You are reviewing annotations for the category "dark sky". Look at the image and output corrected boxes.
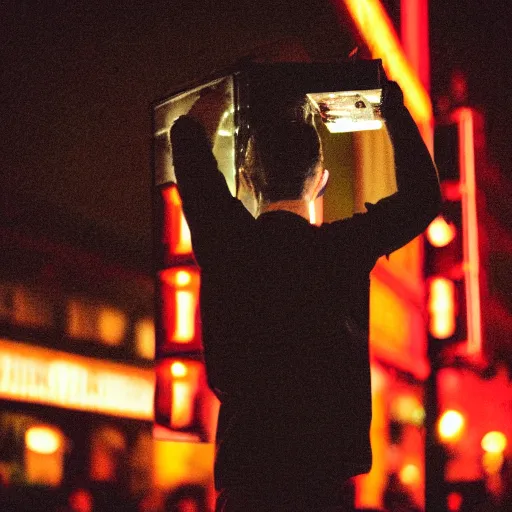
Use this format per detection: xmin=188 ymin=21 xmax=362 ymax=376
xmin=430 ymin=0 xmax=512 ymax=178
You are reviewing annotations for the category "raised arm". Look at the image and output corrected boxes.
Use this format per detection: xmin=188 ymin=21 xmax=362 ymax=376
xmin=170 ymin=89 xmax=253 ymax=267
xmin=347 ymin=81 xmax=442 ymax=260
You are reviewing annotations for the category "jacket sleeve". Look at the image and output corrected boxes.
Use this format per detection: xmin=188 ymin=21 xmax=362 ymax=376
xmin=170 ymin=115 xmax=253 ymax=268
xmin=343 ymin=105 xmax=442 ymax=262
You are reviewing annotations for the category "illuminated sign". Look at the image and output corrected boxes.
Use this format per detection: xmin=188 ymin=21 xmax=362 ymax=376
xmin=369 ymin=275 xmax=428 ymax=378
xmin=338 ymin=0 xmax=432 ymax=125
xmin=0 ymin=339 xmax=154 ymax=420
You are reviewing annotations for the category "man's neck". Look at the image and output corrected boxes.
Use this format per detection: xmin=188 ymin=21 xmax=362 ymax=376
xmin=258 ymin=199 xmax=311 ymax=220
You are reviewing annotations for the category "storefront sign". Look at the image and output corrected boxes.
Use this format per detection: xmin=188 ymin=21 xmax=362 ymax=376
xmin=0 ymin=339 xmax=154 ymax=420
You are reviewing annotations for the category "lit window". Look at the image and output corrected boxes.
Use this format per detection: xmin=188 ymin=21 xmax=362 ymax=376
xmin=135 ymin=317 xmax=155 ymax=360
xmin=25 ymin=424 xmax=65 ymax=487
xmin=13 ymin=285 xmax=54 ymax=329
xmin=98 ymin=306 xmax=127 ymax=346
xmin=428 ymin=277 xmax=456 ymax=339
xmin=67 ymin=299 xmax=127 ymax=346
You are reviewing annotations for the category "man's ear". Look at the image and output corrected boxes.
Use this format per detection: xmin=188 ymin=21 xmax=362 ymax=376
xmin=313 ymin=168 xmax=329 ymax=199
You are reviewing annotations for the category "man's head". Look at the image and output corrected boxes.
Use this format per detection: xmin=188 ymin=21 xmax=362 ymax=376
xmin=240 ymin=121 xmax=327 ymax=205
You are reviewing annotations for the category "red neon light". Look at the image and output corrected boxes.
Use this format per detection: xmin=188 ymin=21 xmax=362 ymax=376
xmin=159 ymin=267 xmax=200 ymax=346
xmin=428 ymin=277 xmax=456 ymax=339
xmin=426 ymin=216 xmax=456 ymax=248
xmin=456 ymin=108 xmax=482 ymax=355
xmin=161 ymin=186 xmax=192 ymax=257
xmin=400 ymin=0 xmax=430 ymax=91
xmin=339 ymin=0 xmax=432 ymax=125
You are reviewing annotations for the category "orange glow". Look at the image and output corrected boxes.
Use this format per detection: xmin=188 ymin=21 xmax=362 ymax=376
xmin=438 ymin=409 xmax=465 ymax=442
xmin=481 ymin=431 xmax=507 ymax=454
xmin=0 ymin=339 xmax=154 ymax=419
xmin=25 ymin=426 xmax=62 ymax=454
xmin=175 ymin=269 xmax=192 ymax=286
xmin=159 ymin=267 xmax=200 ymax=346
xmin=391 ymin=395 xmax=425 ymax=426
xmin=340 ymin=0 xmax=432 ymax=125
xmin=174 ymin=291 xmax=195 ymax=342
xmin=170 ymin=361 xmax=188 ymax=378
xmin=399 ymin=463 xmax=420 ymax=486
xmin=426 ymin=216 xmax=456 ymax=248
xmin=134 ymin=317 xmax=155 ymax=360
xmin=456 ymin=108 xmax=482 ymax=356
xmin=482 ymin=451 xmax=504 ymax=475
xmin=428 ymin=277 xmax=456 ymax=339
xmin=161 ymin=186 xmax=192 ymax=257
xmin=168 ymin=360 xmax=200 ymax=430
xmin=98 ymin=307 xmax=127 ymax=346
xmin=171 ymin=381 xmax=195 ymax=429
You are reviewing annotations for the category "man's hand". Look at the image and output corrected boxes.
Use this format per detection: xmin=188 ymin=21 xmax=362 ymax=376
xmin=380 ymin=80 xmax=405 ymax=120
xmin=187 ymin=85 xmax=231 ymax=144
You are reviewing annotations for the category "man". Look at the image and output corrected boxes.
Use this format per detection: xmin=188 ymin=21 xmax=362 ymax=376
xmin=170 ymin=81 xmax=441 ymax=511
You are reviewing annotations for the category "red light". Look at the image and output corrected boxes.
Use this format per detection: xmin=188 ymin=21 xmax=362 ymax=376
xmin=438 ymin=409 xmax=465 ymax=442
xmin=447 ymin=491 xmax=463 ymax=512
xmin=161 ymin=186 xmax=192 ymax=257
xmin=159 ymin=268 xmax=200 ymax=346
xmin=426 ymin=216 xmax=456 ymax=247
xmin=428 ymin=277 xmax=456 ymax=339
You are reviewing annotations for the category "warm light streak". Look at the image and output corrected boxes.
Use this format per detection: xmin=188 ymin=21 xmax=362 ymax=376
xmin=426 ymin=216 xmax=456 ymax=248
xmin=308 ymin=201 xmax=316 ymax=225
xmin=0 ymin=339 xmax=154 ymax=419
xmin=25 ymin=426 xmax=62 ymax=454
xmin=170 ymin=361 xmax=188 ymax=378
xmin=428 ymin=277 xmax=456 ymax=339
xmin=174 ymin=291 xmax=195 ymax=342
xmin=341 ymin=0 xmax=432 ymax=125
xmin=481 ymin=431 xmax=507 ymax=454
xmin=457 ymin=108 xmax=482 ymax=355
xmin=400 ymin=0 xmax=430 ymax=89
xmin=324 ymin=119 xmax=383 ymax=133
xmin=162 ymin=186 xmax=192 ymax=256
xmin=438 ymin=409 xmax=465 ymax=442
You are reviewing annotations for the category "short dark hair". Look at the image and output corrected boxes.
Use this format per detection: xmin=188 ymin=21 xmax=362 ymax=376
xmin=241 ymin=121 xmax=322 ymax=202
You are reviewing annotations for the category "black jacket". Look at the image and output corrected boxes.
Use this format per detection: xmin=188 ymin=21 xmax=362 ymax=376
xmin=170 ymin=106 xmax=441 ymax=493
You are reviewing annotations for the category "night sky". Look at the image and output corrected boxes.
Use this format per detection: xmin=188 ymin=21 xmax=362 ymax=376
xmin=1 ymin=0 xmax=511 ymax=269
xmin=430 ymin=0 xmax=512 ymax=179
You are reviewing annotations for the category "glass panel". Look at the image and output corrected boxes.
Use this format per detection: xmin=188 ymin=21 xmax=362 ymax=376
xmin=307 ymin=89 xmax=383 ymax=133
xmin=153 ymin=75 xmax=236 ymax=195
xmin=12 ymin=285 xmax=54 ymax=329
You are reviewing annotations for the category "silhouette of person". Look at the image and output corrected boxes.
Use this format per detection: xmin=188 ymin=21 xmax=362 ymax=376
xmin=170 ymin=79 xmax=441 ymax=512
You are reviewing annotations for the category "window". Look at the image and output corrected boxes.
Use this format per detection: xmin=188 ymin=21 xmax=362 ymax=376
xmin=13 ymin=284 xmax=55 ymax=329
xmin=67 ymin=299 xmax=127 ymax=346
xmin=134 ymin=317 xmax=155 ymax=360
